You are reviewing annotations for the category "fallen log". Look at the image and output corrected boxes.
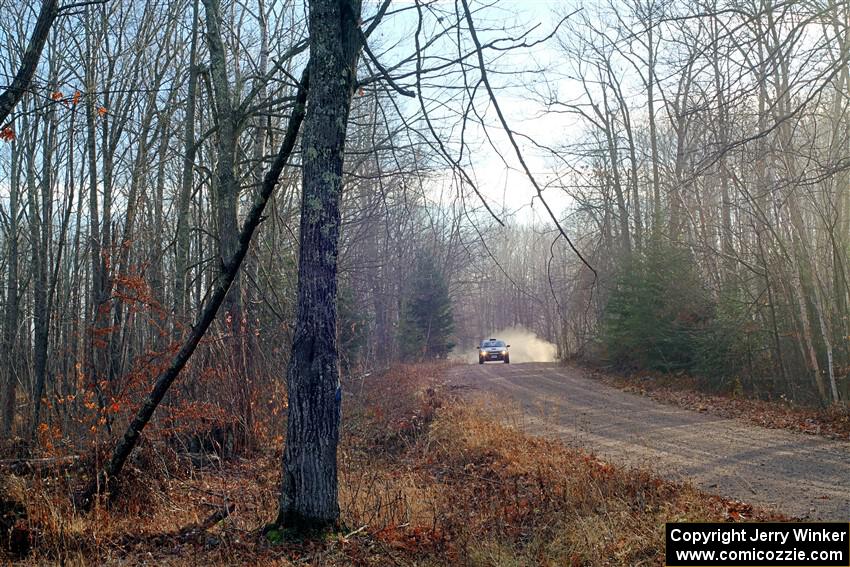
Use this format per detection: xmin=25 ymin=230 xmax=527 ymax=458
xmin=176 ymin=502 xmax=235 ymax=543
xmin=0 ymin=455 xmax=80 ymax=476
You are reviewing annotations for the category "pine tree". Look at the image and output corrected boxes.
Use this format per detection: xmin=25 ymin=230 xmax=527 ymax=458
xmin=338 ymin=282 xmax=370 ymax=373
xmin=602 ymin=239 xmax=711 ymax=372
xmin=398 ymin=258 xmax=455 ymax=360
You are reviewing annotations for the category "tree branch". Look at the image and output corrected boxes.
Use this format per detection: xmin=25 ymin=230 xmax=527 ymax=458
xmin=0 ymin=0 xmax=59 ymax=126
xmin=458 ymin=0 xmax=596 ymax=279
xmin=75 ymin=67 xmax=310 ymax=511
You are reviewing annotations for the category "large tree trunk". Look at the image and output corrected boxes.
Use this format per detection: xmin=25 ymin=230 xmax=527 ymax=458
xmin=276 ymin=0 xmax=362 ymax=531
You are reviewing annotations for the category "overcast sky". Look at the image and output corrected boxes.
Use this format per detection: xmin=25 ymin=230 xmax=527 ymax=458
xmin=368 ymin=0 xmax=581 ymax=225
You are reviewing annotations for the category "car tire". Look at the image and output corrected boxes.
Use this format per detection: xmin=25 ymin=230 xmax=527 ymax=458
xmin=478 ymin=358 xmax=484 ymax=365
xmin=504 ymin=356 xmax=510 ymax=364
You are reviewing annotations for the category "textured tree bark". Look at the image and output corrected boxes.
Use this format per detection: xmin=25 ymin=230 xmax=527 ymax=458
xmin=276 ymin=0 xmax=362 ymax=531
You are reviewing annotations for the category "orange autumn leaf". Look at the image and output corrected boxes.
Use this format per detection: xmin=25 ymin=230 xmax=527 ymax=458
xmin=72 ymin=91 xmax=81 ymax=105
xmin=0 ymin=127 xmax=14 ymax=141
xmin=51 ymin=90 xmax=63 ymax=101
xmin=97 ymin=106 xmax=108 ymax=117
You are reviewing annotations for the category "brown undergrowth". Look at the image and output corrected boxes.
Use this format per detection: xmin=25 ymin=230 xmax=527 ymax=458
xmin=585 ymin=366 xmax=850 ymax=442
xmin=3 ymin=363 xmax=783 ymax=565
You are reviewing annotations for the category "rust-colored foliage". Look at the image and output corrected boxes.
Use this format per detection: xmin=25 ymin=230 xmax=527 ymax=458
xmin=3 ymin=365 xmax=784 ymax=565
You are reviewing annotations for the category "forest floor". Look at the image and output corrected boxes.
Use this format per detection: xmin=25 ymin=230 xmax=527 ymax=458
xmin=450 ymin=362 xmax=850 ymax=520
xmin=3 ymin=363 xmax=785 ymax=566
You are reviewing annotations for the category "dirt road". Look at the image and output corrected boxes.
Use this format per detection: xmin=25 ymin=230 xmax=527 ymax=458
xmin=448 ymin=362 xmax=850 ymax=520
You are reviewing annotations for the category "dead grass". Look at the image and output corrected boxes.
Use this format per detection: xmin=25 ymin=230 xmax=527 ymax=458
xmin=3 ymin=362 xmax=784 ymax=565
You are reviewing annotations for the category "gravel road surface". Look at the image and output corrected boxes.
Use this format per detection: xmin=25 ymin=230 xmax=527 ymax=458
xmin=448 ymin=362 xmax=850 ymax=520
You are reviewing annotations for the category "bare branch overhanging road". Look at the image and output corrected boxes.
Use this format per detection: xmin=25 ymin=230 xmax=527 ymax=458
xmin=448 ymin=362 xmax=850 ymax=520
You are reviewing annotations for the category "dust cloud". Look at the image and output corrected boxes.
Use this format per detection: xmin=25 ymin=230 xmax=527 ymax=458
xmin=452 ymin=326 xmax=558 ymax=364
